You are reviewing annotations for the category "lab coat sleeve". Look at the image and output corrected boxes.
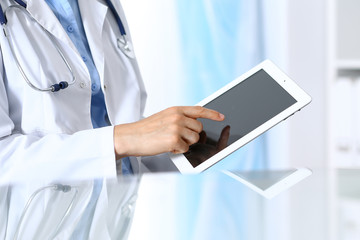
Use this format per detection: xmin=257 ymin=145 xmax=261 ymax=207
xmin=0 ymin=128 xmax=117 ymax=184
xmin=0 ymin=61 xmax=116 ymax=184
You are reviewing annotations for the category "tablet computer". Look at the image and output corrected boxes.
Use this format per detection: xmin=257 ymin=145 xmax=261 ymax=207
xmin=169 ymin=60 xmax=312 ymax=173
xmin=222 ymin=168 xmax=312 ymax=199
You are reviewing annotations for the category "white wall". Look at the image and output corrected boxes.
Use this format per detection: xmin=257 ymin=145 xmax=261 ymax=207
xmin=286 ymin=2 xmax=328 ymax=239
xmin=122 ymin=0 xmax=328 ymax=169
xmin=121 ymin=0 xmax=185 ymax=117
xmin=286 ymin=0 xmax=327 ymax=169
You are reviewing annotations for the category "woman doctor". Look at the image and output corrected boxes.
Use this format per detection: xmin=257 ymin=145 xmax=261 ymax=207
xmin=0 ymin=0 xmax=224 ymax=183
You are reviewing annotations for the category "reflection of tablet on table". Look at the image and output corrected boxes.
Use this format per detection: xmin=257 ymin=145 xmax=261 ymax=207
xmin=170 ymin=60 xmax=312 ymax=173
xmin=223 ymin=168 xmax=312 ymax=199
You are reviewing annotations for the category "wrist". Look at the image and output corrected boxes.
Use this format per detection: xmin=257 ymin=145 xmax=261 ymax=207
xmin=114 ymin=124 xmax=133 ymax=159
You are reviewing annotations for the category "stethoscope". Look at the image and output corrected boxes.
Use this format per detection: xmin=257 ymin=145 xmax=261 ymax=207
xmin=12 ymin=184 xmax=78 ymax=240
xmin=0 ymin=0 xmax=134 ymax=93
xmin=9 ymin=179 xmax=140 ymax=240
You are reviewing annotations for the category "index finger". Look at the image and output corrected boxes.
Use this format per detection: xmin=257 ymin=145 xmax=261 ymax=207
xmin=181 ymin=106 xmax=225 ymax=121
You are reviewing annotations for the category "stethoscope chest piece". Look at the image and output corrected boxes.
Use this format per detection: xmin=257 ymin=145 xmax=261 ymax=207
xmin=117 ymin=37 xmax=135 ymax=59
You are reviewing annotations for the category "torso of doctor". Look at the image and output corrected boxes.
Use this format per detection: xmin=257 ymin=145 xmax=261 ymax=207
xmin=0 ymin=0 xmax=147 ymax=182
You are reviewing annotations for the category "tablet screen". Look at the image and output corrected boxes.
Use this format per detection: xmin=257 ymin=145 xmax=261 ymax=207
xmin=184 ymin=69 xmax=297 ymax=167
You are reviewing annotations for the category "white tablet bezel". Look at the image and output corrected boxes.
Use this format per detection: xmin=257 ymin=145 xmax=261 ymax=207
xmin=222 ymin=168 xmax=312 ymax=199
xmin=170 ymin=60 xmax=312 ymax=173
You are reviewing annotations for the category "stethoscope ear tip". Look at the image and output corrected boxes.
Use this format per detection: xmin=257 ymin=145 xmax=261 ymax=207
xmin=54 ymin=184 xmax=72 ymax=192
xmin=59 ymin=81 xmax=69 ymax=89
xmin=51 ymin=81 xmax=69 ymax=92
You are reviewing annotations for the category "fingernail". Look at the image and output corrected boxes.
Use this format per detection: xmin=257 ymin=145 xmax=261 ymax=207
xmin=219 ymin=113 xmax=225 ymax=119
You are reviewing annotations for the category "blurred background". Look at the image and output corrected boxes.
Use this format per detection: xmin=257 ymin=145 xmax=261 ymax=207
xmin=122 ymin=0 xmax=326 ymax=171
xmin=120 ymin=0 xmax=360 ymax=239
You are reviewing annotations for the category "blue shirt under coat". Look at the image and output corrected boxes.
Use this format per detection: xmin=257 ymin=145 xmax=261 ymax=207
xmin=45 ymin=0 xmax=133 ymax=174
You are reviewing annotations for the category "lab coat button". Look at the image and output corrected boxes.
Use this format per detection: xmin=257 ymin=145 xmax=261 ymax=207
xmin=104 ymin=85 xmax=107 ymax=90
xmin=67 ymin=25 xmax=74 ymax=33
xmin=80 ymin=82 xmax=86 ymax=88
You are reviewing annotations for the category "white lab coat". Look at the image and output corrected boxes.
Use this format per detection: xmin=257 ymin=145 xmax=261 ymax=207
xmin=0 ymin=177 xmax=140 ymax=239
xmin=0 ymin=0 xmax=147 ymax=183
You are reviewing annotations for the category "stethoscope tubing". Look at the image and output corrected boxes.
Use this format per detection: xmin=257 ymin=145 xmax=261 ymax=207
xmin=0 ymin=0 xmax=133 ymax=93
xmin=1 ymin=3 xmax=76 ymax=92
xmin=12 ymin=184 xmax=78 ymax=240
xmin=2 ymin=9 xmax=76 ymax=92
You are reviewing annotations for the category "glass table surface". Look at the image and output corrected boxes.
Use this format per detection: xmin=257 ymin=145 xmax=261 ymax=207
xmin=1 ymin=169 xmax=359 ymax=240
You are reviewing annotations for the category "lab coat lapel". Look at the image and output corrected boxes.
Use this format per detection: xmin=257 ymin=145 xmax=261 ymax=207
xmin=26 ymin=0 xmax=79 ymax=55
xmin=78 ymin=0 xmax=107 ymax=86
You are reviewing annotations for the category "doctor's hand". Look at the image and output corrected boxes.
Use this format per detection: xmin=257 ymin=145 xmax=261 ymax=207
xmin=113 ymin=106 xmax=225 ymax=159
